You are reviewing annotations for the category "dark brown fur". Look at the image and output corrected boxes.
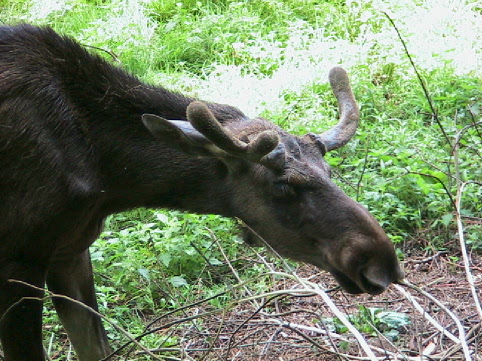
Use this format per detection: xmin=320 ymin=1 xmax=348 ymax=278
xmin=0 ymin=25 xmax=403 ymax=361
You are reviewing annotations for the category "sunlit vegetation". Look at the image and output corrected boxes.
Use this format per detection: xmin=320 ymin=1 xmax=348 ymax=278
xmin=1 ymin=0 xmax=481 ymax=359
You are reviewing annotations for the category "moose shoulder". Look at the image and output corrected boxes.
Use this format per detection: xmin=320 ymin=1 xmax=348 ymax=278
xmin=0 ymin=24 xmax=404 ymax=361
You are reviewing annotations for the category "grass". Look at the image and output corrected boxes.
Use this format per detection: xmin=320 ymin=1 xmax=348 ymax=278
xmin=1 ymin=0 xmax=482 ymax=359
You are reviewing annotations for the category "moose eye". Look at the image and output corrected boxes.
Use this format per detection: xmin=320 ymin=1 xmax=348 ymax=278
xmin=272 ymin=181 xmax=296 ymax=198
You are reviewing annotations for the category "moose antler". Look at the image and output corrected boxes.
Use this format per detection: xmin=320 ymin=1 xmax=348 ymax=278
xmin=318 ymin=67 xmax=360 ymax=152
xmin=187 ymin=101 xmax=284 ymax=168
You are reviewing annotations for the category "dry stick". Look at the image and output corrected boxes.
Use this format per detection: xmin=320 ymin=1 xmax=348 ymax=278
xmin=261 ymin=307 xmax=342 ymax=355
xmin=395 ymin=281 xmax=473 ymax=361
xmin=144 ymin=289 xmax=230 ymax=330
xmin=241 ymin=273 xmax=382 ymax=361
xmin=406 ymin=171 xmax=456 ymax=210
xmin=392 ymin=283 xmax=459 ymax=344
xmin=198 ymin=309 xmax=228 ymax=361
xmin=356 ymin=145 xmax=370 ymax=201
xmin=438 ymin=323 xmax=482 ymax=359
xmin=227 ymin=294 xmax=282 ymax=352
xmin=264 ymin=318 xmax=435 ymax=361
xmin=263 ymin=306 xmax=349 ymax=355
xmin=309 ymin=285 xmax=379 ymax=361
xmin=126 ymin=273 xmax=276 ymax=358
xmin=280 ymin=324 xmax=333 ymax=356
xmin=206 ymin=227 xmax=260 ymax=308
xmin=46 ymin=334 xmax=55 ymax=361
xmin=133 ymin=275 xmax=287 ymax=358
xmin=257 ymin=326 xmax=283 ymax=361
xmin=383 ymin=11 xmax=452 ymax=148
xmin=411 ymin=144 xmax=457 ymax=184
xmin=6 ymin=280 xmax=162 ymax=361
xmin=145 ymin=341 xmax=308 ymax=353
xmin=43 ymin=345 xmax=53 ymax=361
xmin=82 ymin=44 xmax=121 ymax=63
xmin=411 ymin=250 xmax=449 ymax=264
xmin=454 ymin=180 xmax=482 ymax=320
xmin=264 ymin=318 xmax=343 ymax=341
xmin=9 ymin=279 xmax=264 ymax=360
xmin=466 ymin=108 xmax=482 ymax=156
xmin=453 ymin=121 xmax=482 ymax=320
xmin=240 ymin=223 xmax=381 ymax=361
xmin=383 ymin=11 xmax=477 ymax=359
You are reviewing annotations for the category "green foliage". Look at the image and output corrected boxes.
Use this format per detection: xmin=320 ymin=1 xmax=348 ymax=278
xmin=90 ymin=209 xmax=242 ymax=311
xmin=466 ymin=225 xmax=482 ymax=252
xmin=2 ymin=0 xmax=482 ymax=358
xmin=326 ymin=305 xmax=411 ymax=341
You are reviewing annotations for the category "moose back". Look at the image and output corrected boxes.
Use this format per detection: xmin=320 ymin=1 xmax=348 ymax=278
xmin=0 ymin=24 xmax=404 ymax=361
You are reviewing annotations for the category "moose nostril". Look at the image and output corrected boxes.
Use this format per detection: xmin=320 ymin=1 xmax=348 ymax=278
xmin=360 ymin=268 xmax=391 ymax=295
xmin=360 ymin=276 xmax=386 ymax=295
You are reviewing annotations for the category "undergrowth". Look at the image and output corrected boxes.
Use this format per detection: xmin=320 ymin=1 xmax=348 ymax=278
xmin=1 ymin=0 xmax=481 ymax=359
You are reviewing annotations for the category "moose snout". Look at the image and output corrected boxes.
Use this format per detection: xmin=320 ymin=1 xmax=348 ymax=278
xmin=324 ymin=198 xmax=405 ymax=295
xmin=326 ymin=231 xmax=404 ymax=295
xmin=358 ymin=261 xmax=405 ymax=295
xmin=331 ymin=259 xmax=404 ymax=295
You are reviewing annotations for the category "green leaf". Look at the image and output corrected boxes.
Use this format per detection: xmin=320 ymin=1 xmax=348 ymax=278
xmin=377 ymin=311 xmax=411 ymax=329
xmin=90 ymin=250 xmax=104 ymax=262
xmin=383 ymin=329 xmax=400 ymax=341
xmin=158 ymin=254 xmax=171 ymax=267
xmin=209 ymin=258 xmax=223 ymax=266
xmin=155 ymin=213 xmax=169 ymax=224
xmin=138 ymin=268 xmax=150 ymax=282
xmin=441 ymin=213 xmax=454 ymax=227
xmin=169 ymin=276 xmax=188 ymax=287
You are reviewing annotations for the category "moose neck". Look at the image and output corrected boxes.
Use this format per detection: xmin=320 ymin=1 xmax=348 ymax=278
xmin=62 ymin=64 xmax=237 ymax=217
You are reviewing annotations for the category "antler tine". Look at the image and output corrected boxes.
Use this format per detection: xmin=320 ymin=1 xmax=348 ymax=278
xmin=187 ymin=101 xmax=247 ymax=155
xmin=318 ymin=67 xmax=360 ymax=152
xmin=187 ymin=101 xmax=280 ymax=163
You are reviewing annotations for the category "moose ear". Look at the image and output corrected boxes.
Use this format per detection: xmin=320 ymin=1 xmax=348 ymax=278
xmin=142 ymin=114 xmax=223 ymax=157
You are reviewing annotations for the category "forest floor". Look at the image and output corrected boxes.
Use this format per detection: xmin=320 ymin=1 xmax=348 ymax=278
xmin=140 ymin=241 xmax=482 ymax=361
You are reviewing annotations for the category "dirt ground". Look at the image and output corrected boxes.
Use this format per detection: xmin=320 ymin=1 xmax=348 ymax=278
xmin=3 ymin=239 xmax=478 ymax=360
xmin=140 ymin=245 xmax=482 ymax=361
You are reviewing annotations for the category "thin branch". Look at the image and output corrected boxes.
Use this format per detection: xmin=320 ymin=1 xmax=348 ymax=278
xmin=396 ymin=280 xmax=473 ymax=361
xmin=453 ymin=120 xmax=482 ymax=153
xmin=454 ymin=181 xmax=482 ymax=320
xmin=393 ymin=283 xmax=459 ymax=343
xmin=356 ymin=145 xmax=370 ymax=201
xmin=82 ymin=44 xmax=121 ymax=63
xmin=207 ymin=227 xmax=258 ymax=307
xmin=382 ymin=12 xmax=452 ymax=148
xmin=144 ymin=289 xmax=230 ymax=330
xmin=227 ymin=295 xmax=283 ymax=352
xmin=438 ymin=323 xmax=482 ymax=359
xmin=466 ymin=105 xmax=482 ymax=144
xmin=407 ymin=170 xmax=456 ymax=210
xmin=6 ymin=280 xmax=162 ymax=361
xmin=452 ymin=119 xmax=482 ymax=320
xmin=410 ymin=250 xmax=449 ymax=264
xmin=246 ymin=273 xmax=381 ymax=361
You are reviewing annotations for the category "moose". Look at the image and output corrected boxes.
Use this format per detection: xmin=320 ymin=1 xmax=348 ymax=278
xmin=0 ymin=24 xmax=404 ymax=361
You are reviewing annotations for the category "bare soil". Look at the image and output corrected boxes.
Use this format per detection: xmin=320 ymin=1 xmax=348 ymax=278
xmin=140 ymin=247 xmax=482 ymax=361
xmin=4 ymin=242 xmax=479 ymax=360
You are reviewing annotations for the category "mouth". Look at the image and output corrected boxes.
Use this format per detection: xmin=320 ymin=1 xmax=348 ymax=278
xmin=240 ymin=229 xmax=402 ymax=296
xmin=330 ymin=269 xmax=387 ymax=295
xmin=330 ymin=269 xmax=364 ymax=294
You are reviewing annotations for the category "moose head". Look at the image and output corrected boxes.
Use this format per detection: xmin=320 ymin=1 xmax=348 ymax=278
xmin=142 ymin=67 xmax=404 ymax=295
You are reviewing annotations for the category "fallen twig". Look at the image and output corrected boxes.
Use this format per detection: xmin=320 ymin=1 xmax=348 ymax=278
xmin=396 ymin=280 xmax=473 ymax=361
xmin=6 ymin=280 xmax=162 ymax=361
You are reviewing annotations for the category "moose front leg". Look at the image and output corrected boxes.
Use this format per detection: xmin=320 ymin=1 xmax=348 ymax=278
xmin=0 ymin=260 xmax=47 ymax=361
xmin=46 ymin=250 xmax=112 ymax=361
